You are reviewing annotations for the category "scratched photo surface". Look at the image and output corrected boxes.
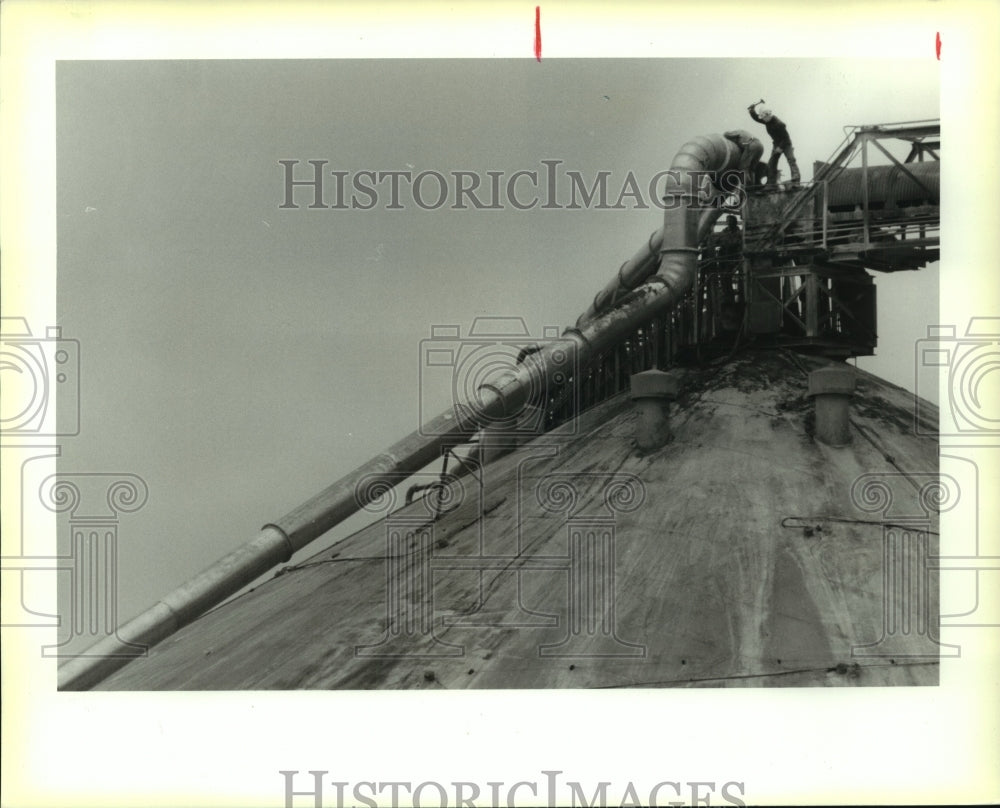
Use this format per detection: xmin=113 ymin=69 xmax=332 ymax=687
xmin=54 ymin=58 xmax=942 ymax=690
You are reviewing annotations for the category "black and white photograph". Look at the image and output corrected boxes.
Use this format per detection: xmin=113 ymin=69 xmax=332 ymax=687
xmin=2 ymin=2 xmax=998 ymax=807
xmin=53 ymin=56 xmax=945 ymax=691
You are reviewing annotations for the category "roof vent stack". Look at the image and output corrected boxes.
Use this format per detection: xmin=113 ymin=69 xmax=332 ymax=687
xmin=630 ymin=370 xmax=678 ymax=453
xmin=808 ymin=366 xmax=857 ymax=447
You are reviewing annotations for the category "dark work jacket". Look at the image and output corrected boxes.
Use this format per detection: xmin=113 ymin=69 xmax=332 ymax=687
xmin=715 ymin=227 xmax=742 ymax=258
xmin=749 ymin=108 xmax=792 ymax=149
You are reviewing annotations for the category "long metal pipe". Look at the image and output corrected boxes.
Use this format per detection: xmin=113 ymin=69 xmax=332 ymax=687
xmin=58 ymin=132 xmax=736 ymax=691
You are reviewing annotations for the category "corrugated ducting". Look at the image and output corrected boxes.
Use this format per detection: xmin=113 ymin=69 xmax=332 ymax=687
xmin=819 ymin=161 xmax=939 ymax=208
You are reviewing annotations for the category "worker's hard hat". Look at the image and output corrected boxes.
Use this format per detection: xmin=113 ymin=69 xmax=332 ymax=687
xmin=759 ymin=107 xmax=773 ymax=121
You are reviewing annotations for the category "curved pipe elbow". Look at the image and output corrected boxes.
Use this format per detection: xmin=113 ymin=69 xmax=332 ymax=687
xmin=662 ymin=135 xmax=741 ymax=199
xmin=581 ymin=134 xmax=742 ymax=325
xmin=657 ymin=134 xmax=743 ymax=300
xmin=668 ymin=133 xmax=742 ymax=176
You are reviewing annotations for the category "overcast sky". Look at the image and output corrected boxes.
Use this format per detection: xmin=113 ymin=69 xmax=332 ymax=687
xmin=54 ymin=57 xmax=939 ymax=641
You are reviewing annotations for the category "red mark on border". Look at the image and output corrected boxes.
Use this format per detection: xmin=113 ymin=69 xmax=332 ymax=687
xmin=935 ymin=32 xmax=941 ymax=60
xmin=534 ymin=6 xmax=542 ymax=61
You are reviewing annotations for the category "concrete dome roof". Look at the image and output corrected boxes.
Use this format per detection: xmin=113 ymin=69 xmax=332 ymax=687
xmin=97 ymin=350 xmax=940 ymax=689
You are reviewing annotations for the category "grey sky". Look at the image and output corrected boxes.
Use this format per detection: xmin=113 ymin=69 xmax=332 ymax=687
xmin=55 ymin=57 xmax=939 ymax=635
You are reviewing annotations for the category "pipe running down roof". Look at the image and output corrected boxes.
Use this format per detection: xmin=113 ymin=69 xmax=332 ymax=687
xmin=58 ymin=133 xmax=746 ymax=691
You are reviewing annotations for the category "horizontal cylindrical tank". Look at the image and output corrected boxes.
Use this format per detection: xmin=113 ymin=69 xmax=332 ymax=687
xmin=816 ymin=160 xmax=939 ymax=209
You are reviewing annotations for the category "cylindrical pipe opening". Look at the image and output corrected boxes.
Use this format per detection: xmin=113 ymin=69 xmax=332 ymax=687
xmin=630 ymin=370 xmax=679 ymax=453
xmin=808 ymin=367 xmax=856 ymax=447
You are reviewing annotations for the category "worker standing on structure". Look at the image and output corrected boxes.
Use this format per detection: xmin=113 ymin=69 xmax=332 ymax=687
xmin=715 ymin=214 xmax=743 ymax=272
xmin=748 ymin=100 xmax=800 ymax=189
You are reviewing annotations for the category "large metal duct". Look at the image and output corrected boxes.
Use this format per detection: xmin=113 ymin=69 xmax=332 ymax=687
xmin=58 ymin=133 xmax=738 ymax=691
xmin=821 ymin=160 xmax=940 ymax=209
xmin=577 ymin=134 xmax=743 ymax=325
